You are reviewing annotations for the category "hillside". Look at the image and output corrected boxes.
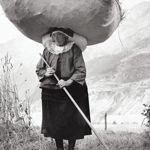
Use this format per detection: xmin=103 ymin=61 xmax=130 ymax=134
xmin=85 ymin=1 xmax=150 ymax=123
xmin=1 ymin=2 xmax=150 ymax=125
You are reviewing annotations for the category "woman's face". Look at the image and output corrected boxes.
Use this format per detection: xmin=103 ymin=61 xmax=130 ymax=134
xmin=52 ymin=32 xmax=68 ymax=46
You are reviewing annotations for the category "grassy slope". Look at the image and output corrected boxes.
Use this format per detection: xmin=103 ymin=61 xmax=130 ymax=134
xmin=1 ymin=125 xmax=149 ymax=150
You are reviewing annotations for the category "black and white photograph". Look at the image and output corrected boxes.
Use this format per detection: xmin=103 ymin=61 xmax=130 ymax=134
xmin=0 ymin=0 xmax=150 ymax=149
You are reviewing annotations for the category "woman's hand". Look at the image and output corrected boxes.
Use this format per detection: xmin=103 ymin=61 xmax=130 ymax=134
xmin=45 ymin=67 xmax=55 ymax=77
xmin=57 ymin=79 xmax=73 ymax=88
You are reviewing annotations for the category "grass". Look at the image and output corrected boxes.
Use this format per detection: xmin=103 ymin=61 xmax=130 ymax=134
xmin=76 ymin=131 xmax=150 ymax=150
xmin=1 ymin=125 xmax=150 ymax=150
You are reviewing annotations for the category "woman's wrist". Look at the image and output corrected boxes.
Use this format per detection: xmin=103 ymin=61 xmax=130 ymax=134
xmin=66 ymin=79 xmax=73 ymax=85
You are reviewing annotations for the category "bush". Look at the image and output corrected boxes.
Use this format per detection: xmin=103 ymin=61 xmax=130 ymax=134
xmin=0 ymin=54 xmax=34 ymax=150
xmin=142 ymin=104 xmax=150 ymax=127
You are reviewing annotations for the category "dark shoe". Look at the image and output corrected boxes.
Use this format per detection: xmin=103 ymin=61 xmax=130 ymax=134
xmin=68 ymin=139 xmax=76 ymax=150
xmin=57 ymin=148 xmax=64 ymax=150
xmin=68 ymin=147 xmax=74 ymax=150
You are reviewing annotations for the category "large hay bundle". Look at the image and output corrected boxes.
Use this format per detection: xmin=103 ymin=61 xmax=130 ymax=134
xmin=0 ymin=0 xmax=122 ymax=45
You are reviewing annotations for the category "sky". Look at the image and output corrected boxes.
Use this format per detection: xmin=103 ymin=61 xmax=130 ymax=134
xmin=122 ymin=0 xmax=148 ymax=8
xmin=0 ymin=0 xmax=150 ymax=44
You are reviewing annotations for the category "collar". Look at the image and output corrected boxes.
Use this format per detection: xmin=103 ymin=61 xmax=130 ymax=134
xmin=47 ymin=41 xmax=74 ymax=55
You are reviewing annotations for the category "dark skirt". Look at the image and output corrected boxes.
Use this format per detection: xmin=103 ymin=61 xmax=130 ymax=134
xmin=41 ymin=82 xmax=91 ymax=140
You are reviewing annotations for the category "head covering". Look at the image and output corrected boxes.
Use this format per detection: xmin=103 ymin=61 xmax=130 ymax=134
xmin=42 ymin=28 xmax=88 ymax=54
xmin=42 ymin=33 xmax=52 ymax=48
xmin=49 ymin=27 xmax=74 ymax=38
xmin=42 ymin=29 xmax=74 ymax=55
xmin=50 ymin=28 xmax=88 ymax=52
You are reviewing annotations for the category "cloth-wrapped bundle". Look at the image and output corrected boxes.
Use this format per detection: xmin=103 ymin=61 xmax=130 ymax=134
xmin=0 ymin=0 xmax=122 ymax=45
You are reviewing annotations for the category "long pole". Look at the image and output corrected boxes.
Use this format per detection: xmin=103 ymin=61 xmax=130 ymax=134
xmin=39 ymin=53 xmax=110 ymax=150
xmin=105 ymin=113 xmax=107 ymax=131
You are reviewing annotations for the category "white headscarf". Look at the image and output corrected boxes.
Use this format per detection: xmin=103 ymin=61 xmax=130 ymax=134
xmin=42 ymin=32 xmax=74 ymax=55
xmin=42 ymin=30 xmax=87 ymax=55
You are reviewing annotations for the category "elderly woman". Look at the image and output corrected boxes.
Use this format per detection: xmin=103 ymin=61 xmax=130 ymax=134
xmin=36 ymin=28 xmax=91 ymax=150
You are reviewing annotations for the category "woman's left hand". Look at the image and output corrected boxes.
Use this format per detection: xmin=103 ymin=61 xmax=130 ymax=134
xmin=57 ymin=79 xmax=73 ymax=88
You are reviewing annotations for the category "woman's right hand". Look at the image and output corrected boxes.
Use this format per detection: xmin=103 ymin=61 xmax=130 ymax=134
xmin=45 ymin=67 xmax=55 ymax=77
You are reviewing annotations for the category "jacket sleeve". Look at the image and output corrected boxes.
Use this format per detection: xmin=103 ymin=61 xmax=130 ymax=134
xmin=70 ymin=45 xmax=86 ymax=85
xmin=35 ymin=50 xmax=47 ymax=82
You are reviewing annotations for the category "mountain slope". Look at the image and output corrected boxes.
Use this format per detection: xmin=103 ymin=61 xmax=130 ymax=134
xmin=84 ymin=2 xmax=150 ymax=123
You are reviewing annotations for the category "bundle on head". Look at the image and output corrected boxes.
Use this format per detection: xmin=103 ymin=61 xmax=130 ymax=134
xmin=0 ymin=0 xmax=123 ymax=45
